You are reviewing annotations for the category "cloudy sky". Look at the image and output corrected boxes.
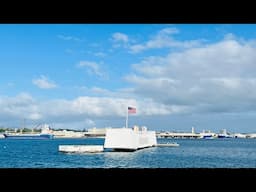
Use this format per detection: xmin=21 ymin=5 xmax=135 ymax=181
xmin=1 ymin=24 xmax=256 ymax=133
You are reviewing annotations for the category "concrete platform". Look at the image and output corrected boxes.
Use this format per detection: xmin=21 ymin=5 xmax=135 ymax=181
xmin=156 ymin=143 xmax=179 ymax=147
xmin=59 ymin=145 xmax=104 ymax=153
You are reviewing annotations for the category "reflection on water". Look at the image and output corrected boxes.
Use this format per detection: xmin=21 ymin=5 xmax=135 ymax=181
xmin=103 ymin=150 xmax=142 ymax=168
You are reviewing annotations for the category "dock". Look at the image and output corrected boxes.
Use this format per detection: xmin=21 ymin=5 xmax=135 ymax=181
xmin=156 ymin=143 xmax=179 ymax=147
xmin=59 ymin=145 xmax=104 ymax=153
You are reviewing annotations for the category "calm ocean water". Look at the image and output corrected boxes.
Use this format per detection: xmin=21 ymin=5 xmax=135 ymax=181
xmin=0 ymin=138 xmax=255 ymax=168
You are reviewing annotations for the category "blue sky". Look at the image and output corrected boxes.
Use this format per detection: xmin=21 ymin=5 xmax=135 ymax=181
xmin=1 ymin=24 xmax=256 ymax=133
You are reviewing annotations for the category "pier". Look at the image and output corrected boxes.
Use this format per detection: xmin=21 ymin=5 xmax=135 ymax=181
xmin=157 ymin=132 xmax=202 ymax=139
xmin=157 ymin=143 xmax=179 ymax=147
xmin=59 ymin=145 xmax=104 ymax=153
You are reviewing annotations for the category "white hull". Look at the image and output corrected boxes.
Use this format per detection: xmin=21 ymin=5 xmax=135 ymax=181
xmin=104 ymin=128 xmax=157 ymax=151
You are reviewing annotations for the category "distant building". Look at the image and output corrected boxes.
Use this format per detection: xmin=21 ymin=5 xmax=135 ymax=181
xmin=52 ymin=129 xmax=84 ymax=138
xmin=84 ymin=127 xmax=106 ymax=137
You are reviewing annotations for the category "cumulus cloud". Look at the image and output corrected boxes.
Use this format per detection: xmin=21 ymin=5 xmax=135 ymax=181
xmin=78 ymin=61 xmax=108 ymax=79
xmin=0 ymin=93 xmax=42 ymax=122
xmin=132 ymin=39 xmax=256 ymax=78
xmin=112 ymin=32 xmax=129 ymax=43
xmin=129 ymin=27 xmax=203 ymax=53
xmin=111 ymin=32 xmax=130 ymax=48
xmin=0 ymin=94 xmax=172 ymax=129
xmin=125 ymin=38 xmax=256 ymax=114
xmin=32 ymin=75 xmax=57 ymax=89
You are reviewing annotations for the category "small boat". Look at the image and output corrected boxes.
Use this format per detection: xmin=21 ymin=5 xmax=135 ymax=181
xmin=201 ymin=135 xmax=214 ymax=139
xmin=217 ymin=134 xmax=232 ymax=138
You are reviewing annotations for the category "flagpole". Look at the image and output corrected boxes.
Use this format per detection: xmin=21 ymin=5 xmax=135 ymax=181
xmin=126 ymin=106 xmax=128 ymax=128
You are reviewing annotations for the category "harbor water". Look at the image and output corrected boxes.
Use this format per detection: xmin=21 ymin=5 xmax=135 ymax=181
xmin=0 ymin=138 xmax=255 ymax=168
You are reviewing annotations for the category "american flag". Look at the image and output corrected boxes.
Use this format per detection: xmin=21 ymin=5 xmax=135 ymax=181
xmin=128 ymin=106 xmax=136 ymax=113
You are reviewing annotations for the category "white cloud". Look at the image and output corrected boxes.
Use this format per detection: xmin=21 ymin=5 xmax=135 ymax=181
xmin=129 ymin=44 xmax=145 ymax=53
xmin=0 ymin=94 xmax=173 ymax=129
xmin=224 ymin=33 xmax=236 ymax=40
xmin=129 ymin=27 xmax=203 ymax=53
xmin=158 ymin=27 xmax=179 ymax=35
xmin=32 ymin=75 xmax=57 ymax=89
xmin=57 ymin=35 xmax=81 ymax=41
xmin=75 ymin=85 xmax=136 ymax=99
xmin=131 ymin=38 xmax=256 ymax=78
xmin=112 ymin=32 xmax=129 ymax=43
xmin=0 ymin=93 xmax=42 ymax=122
xmin=125 ymin=38 xmax=256 ymax=114
xmin=78 ymin=61 xmax=107 ymax=79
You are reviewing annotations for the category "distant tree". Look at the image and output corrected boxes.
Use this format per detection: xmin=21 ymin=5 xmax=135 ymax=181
xmin=0 ymin=128 xmax=5 ymax=133
xmin=22 ymin=128 xmax=32 ymax=132
xmin=34 ymin=129 xmax=41 ymax=133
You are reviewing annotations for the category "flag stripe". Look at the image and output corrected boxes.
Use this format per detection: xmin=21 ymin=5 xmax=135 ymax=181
xmin=128 ymin=106 xmax=136 ymax=113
